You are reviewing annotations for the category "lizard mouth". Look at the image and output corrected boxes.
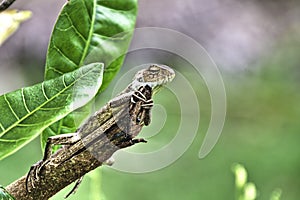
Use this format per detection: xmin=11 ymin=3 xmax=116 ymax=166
xmin=153 ymin=72 xmax=175 ymax=94
xmin=167 ymin=71 xmax=175 ymax=82
xmin=131 ymin=64 xmax=175 ymax=93
xmin=164 ymin=70 xmax=175 ymax=84
xmin=158 ymin=64 xmax=175 ymax=83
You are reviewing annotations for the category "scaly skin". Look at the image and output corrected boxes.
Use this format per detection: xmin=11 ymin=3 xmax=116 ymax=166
xmin=125 ymin=64 xmax=175 ymax=93
xmin=23 ymin=64 xmax=175 ymax=199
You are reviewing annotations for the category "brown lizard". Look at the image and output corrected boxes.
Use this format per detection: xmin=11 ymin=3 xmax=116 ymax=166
xmin=20 ymin=64 xmax=175 ymax=199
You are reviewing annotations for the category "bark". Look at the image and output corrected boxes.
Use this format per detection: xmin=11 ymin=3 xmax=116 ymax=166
xmin=6 ymin=139 xmax=135 ymax=199
xmin=5 ymin=75 xmax=155 ymax=199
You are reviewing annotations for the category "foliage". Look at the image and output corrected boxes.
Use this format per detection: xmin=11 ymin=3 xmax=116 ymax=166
xmin=0 ymin=0 xmax=138 ymax=159
xmin=0 ymin=0 xmax=138 ymax=198
xmin=232 ymin=163 xmax=282 ymax=200
xmin=41 ymin=0 xmax=138 ymax=149
xmin=93 ymin=36 xmax=300 ymax=200
xmin=232 ymin=163 xmax=257 ymax=200
xmin=0 ymin=63 xmax=103 ymax=160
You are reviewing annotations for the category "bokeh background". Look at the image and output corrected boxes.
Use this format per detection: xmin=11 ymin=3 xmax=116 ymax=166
xmin=0 ymin=0 xmax=300 ymax=199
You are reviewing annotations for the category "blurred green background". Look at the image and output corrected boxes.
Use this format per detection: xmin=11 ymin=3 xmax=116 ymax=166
xmin=1 ymin=0 xmax=300 ymax=200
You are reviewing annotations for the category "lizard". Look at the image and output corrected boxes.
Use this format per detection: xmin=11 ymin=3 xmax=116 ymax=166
xmin=25 ymin=64 xmax=175 ymax=199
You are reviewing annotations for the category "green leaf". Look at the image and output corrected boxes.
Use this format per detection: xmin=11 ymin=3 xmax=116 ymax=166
xmin=0 ymin=185 xmax=15 ymax=200
xmin=41 ymin=0 xmax=138 ymax=148
xmin=45 ymin=0 xmax=137 ymax=90
xmin=0 ymin=63 xmax=104 ymax=160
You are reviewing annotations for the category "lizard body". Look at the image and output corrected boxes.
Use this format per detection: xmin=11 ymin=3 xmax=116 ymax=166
xmin=26 ymin=64 xmax=175 ymax=198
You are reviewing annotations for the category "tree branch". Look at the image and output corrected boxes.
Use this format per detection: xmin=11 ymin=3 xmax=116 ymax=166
xmin=4 ymin=64 xmax=175 ymax=199
xmin=6 ymin=136 xmax=140 ymax=199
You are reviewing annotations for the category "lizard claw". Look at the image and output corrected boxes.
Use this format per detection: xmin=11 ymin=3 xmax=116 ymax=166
xmin=26 ymin=160 xmax=49 ymax=193
xmin=132 ymin=138 xmax=147 ymax=144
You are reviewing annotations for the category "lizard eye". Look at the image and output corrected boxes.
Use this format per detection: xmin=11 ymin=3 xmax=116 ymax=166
xmin=138 ymin=77 xmax=143 ymax=82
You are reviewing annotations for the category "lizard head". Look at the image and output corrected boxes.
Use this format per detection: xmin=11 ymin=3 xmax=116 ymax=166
xmin=132 ymin=64 xmax=175 ymax=93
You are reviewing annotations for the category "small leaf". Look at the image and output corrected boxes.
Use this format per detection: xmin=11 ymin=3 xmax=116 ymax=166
xmin=232 ymin=163 xmax=248 ymax=188
xmin=0 ymin=63 xmax=104 ymax=160
xmin=244 ymin=183 xmax=257 ymax=200
xmin=41 ymin=0 xmax=138 ymax=148
xmin=0 ymin=10 xmax=32 ymax=46
xmin=270 ymin=189 xmax=282 ymax=200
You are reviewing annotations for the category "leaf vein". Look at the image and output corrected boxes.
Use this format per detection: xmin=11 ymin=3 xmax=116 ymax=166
xmin=56 ymin=26 xmax=73 ymax=32
xmin=81 ymin=0 xmax=92 ymax=21
xmin=78 ymin=0 xmax=97 ymax=66
xmin=0 ymin=67 xmax=96 ymax=138
xmin=0 ymin=137 xmax=30 ymax=143
xmin=4 ymin=94 xmax=20 ymax=120
xmin=64 ymin=14 xmax=87 ymax=42
xmin=92 ymin=32 xmax=127 ymax=40
xmin=42 ymin=82 xmax=49 ymax=100
xmin=22 ymin=88 xmax=31 ymax=113
xmin=71 ymin=25 xmax=87 ymax=42
xmin=48 ymin=67 xmax=64 ymax=75
xmin=52 ymin=44 xmax=78 ymax=67
xmin=17 ymin=123 xmax=41 ymax=127
xmin=0 ymin=123 xmax=4 ymax=131
xmin=62 ymin=75 xmax=67 ymax=88
xmin=39 ymin=106 xmax=65 ymax=111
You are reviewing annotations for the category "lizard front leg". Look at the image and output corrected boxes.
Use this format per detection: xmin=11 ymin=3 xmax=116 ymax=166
xmin=42 ymin=133 xmax=81 ymax=161
xmin=26 ymin=133 xmax=80 ymax=193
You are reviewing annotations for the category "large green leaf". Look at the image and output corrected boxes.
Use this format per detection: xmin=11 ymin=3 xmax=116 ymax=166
xmin=0 ymin=63 xmax=104 ymax=160
xmin=45 ymin=0 xmax=137 ymax=89
xmin=41 ymin=0 xmax=138 ymax=147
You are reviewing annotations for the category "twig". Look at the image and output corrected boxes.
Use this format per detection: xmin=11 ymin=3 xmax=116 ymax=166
xmin=6 ymin=137 xmax=137 ymax=199
xmin=0 ymin=0 xmax=16 ymax=11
